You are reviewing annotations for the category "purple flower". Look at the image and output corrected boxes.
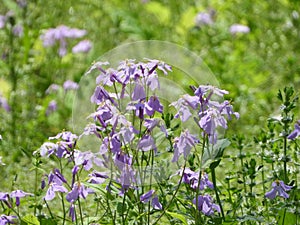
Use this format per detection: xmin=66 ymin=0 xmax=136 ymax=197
xmin=140 ymin=190 xmax=155 ymax=203
xmin=0 ymin=192 xmax=9 ymax=207
xmin=69 ymin=204 xmax=76 ymax=222
xmin=152 ymin=196 xmax=163 ymax=210
xmin=0 ymin=215 xmax=17 ymax=224
xmin=195 ymin=11 xmax=214 ymax=26
xmin=132 ymin=83 xmax=146 ymax=101
xmin=45 ymin=83 xmax=60 ymax=94
xmin=140 ymin=190 xmax=162 ymax=210
xmin=145 ymin=96 xmax=163 ymax=116
xmin=145 ymin=59 xmax=172 ymax=76
xmin=265 ymin=180 xmax=293 ymax=199
xmin=40 ymin=25 xmax=87 ymax=56
xmin=72 ymin=40 xmax=92 ymax=53
xmin=0 ymin=15 xmax=6 ymax=29
xmin=39 ymin=142 xmax=58 ymax=157
xmin=118 ymin=166 xmax=136 ymax=195
xmin=172 ymin=130 xmax=198 ymax=162
xmin=229 ymin=24 xmax=250 ymax=34
xmin=44 ymin=170 xmax=68 ymax=201
xmin=199 ymin=108 xmax=226 ymax=143
xmin=288 ymin=120 xmax=300 ymax=140
xmin=66 ymin=182 xmax=89 ymax=203
xmin=12 ymin=25 xmax=23 ymax=37
xmin=10 ymin=190 xmax=33 ymax=206
xmin=90 ymin=86 xmax=115 ymax=104
xmin=138 ymin=135 xmax=157 ymax=152
xmin=49 ymin=131 xmax=78 ymax=152
xmin=0 ymin=96 xmax=10 ymax=112
xmin=170 ymin=97 xmax=194 ymax=122
xmin=117 ymin=125 xmax=139 ymax=144
xmin=88 ymin=171 xmax=108 ymax=184
xmin=46 ymin=100 xmax=57 ymax=116
xmin=193 ymin=194 xmax=220 ymax=216
xmin=74 ymin=150 xmax=95 ymax=171
xmin=178 ymin=168 xmax=214 ymax=190
xmin=63 ymin=80 xmax=79 ymax=91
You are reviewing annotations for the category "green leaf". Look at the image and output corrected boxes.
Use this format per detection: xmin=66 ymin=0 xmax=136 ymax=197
xmin=278 ymin=210 xmax=297 ymax=225
xmin=21 ymin=215 xmax=40 ymax=225
xmin=166 ymin=211 xmax=188 ymax=225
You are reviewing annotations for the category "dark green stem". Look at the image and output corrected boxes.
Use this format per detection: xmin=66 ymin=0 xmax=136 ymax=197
xmin=211 ymin=167 xmax=225 ymax=220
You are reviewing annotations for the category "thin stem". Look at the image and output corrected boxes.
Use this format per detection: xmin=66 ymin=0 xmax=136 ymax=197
xmin=211 ymin=167 xmax=225 ymax=220
xmin=44 ymin=200 xmax=54 ymax=219
xmin=77 ymin=198 xmax=84 ymax=225
xmin=60 ymin=193 xmax=66 ymax=225
xmin=121 ymin=193 xmax=126 ymax=225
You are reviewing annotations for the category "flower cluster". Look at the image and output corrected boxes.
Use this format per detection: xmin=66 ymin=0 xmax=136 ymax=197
xmin=84 ymin=59 xmax=171 ymax=196
xmin=170 ymin=85 xmax=239 ymax=144
xmin=40 ymin=25 xmax=92 ymax=56
xmin=35 ymin=58 xmax=239 ymax=222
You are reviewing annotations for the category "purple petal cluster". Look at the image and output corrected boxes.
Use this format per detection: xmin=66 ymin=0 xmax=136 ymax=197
xmin=179 ymin=168 xmax=214 ymax=191
xmin=0 ymin=215 xmax=17 ymax=224
xmin=40 ymin=25 xmax=92 ymax=56
xmin=66 ymin=182 xmax=89 ymax=203
xmin=72 ymin=40 xmax=92 ymax=54
xmin=171 ymin=85 xmax=239 ymax=144
xmin=172 ymin=130 xmax=199 ymax=162
xmin=46 ymin=100 xmax=57 ymax=116
xmin=229 ymin=24 xmax=250 ymax=34
xmin=44 ymin=169 xmax=68 ymax=201
xmin=140 ymin=190 xmax=162 ymax=210
xmin=195 ymin=9 xmax=215 ymax=27
xmin=0 ymin=190 xmax=33 ymax=208
xmin=265 ymin=180 xmax=293 ymax=199
xmin=63 ymin=80 xmax=79 ymax=91
xmin=193 ymin=194 xmax=220 ymax=215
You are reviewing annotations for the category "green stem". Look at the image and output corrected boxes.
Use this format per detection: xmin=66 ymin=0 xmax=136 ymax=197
xmin=44 ymin=200 xmax=54 ymax=219
xmin=211 ymin=167 xmax=225 ymax=220
xmin=61 ymin=193 xmax=66 ymax=225
xmin=77 ymin=198 xmax=84 ymax=225
xmin=122 ymin=193 xmax=126 ymax=225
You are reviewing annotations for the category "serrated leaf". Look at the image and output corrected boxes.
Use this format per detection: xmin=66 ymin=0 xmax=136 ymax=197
xmin=166 ymin=211 xmax=188 ymax=225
